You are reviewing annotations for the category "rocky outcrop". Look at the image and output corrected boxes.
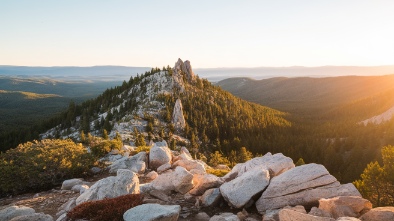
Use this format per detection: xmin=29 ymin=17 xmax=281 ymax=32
xmin=172 ymin=58 xmax=195 ymax=92
xmin=171 ymin=99 xmax=186 ymax=132
xmin=147 ymin=166 xmax=194 ymax=194
xmin=76 ymin=169 xmax=139 ymax=205
xmin=220 ymin=168 xmax=270 ymax=208
xmin=108 ymin=151 xmax=147 ymax=173
xmin=256 ymin=164 xmax=361 ymax=213
xmin=359 ymin=207 xmax=394 ymax=221
xmin=318 ymin=196 xmax=372 ymax=218
xmin=0 ymin=206 xmax=35 ymax=221
xmin=123 ymin=204 xmax=181 ymax=221
xmin=279 ymin=209 xmax=335 ymax=221
xmin=61 ymin=178 xmax=83 ymax=190
xmin=222 ymin=153 xmax=294 ymax=182
xmin=149 ymin=141 xmax=172 ymax=170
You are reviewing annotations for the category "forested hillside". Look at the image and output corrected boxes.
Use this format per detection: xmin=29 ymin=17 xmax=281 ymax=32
xmin=217 ymin=75 xmax=394 ymax=183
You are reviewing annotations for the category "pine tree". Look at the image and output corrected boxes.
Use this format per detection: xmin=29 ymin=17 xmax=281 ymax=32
xmin=103 ymin=129 xmax=109 ymax=140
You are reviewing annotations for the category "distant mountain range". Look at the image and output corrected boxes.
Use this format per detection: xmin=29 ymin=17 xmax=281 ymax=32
xmin=2 ymin=65 xmax=394 ymax=82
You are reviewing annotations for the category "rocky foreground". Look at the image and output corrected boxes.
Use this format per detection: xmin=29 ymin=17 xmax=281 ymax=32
xmin=1 ymin=142 xmax=394 ymax=221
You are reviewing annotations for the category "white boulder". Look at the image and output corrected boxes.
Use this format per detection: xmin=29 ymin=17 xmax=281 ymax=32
xmin=172 ymin=159 xmax=206 ymax=173
xmin=9 ymin=213 xmax=53 ymax=221
xmin=279 ymin=209 xmax=335 ymax=221
xmin=189 ymin=173 xmax=223 ymax=196
xmin=149 ymin=166 xmax=194 ymax=194
xmin=318 ymin=196 xmax=372 ymax=218
xmin=209 ymin=212 xmax=240 ymax=221
xmin=0 ymin=206 xmax=35 ymax=221
xmin=157 ymin=163 xmax=172 ymax=173
xmin=149 ymin=141 xmax=172 ymax=170
xmin=201 ymin=188 xmax=222 ymax=207
xmin=220 ymin=168 xmax=270 ymax=208
xmin=76 ymin=169 xmax=139 ymax=205
xmin=123 ymin=204 xmax=181 ymax=221
xmin=108 ymin=151 xmax=147 ymax=174
xmin=256 ymin=164 xmax=361 ymax=212
xmin=61 ymin=178 xmax=83 ymax=190
xmin=146 ymin=171 xmax=159 ymax=180
xmin=359 ymin=207 xmax=394 ymax=221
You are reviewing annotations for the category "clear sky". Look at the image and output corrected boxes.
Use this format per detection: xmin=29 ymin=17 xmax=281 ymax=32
xmin=1 ymin=0 xmax=394 ymax=68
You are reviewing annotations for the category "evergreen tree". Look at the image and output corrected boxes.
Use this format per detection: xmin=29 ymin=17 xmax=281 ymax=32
xmin=103 ymin=129 xmax=109 ymax=140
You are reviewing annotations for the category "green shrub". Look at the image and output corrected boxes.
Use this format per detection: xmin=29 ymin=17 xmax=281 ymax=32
xmin=67 ymin=194 xmax=144 ymax=221
xmin=90 ymin=139 xmax=122 ymax=158
xmin=206 ymin=168 xmax=230 ymax=177
xmin=0 ymin=139 xmax=95 ymax=196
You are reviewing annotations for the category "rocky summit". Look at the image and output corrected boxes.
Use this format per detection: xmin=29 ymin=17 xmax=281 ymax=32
xmin=2 ymin=142 xmax=391 ymax=221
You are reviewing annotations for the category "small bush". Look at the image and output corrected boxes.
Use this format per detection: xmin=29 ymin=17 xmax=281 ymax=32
xmin=67 ymin=194 xmax=144 ymax=221
xmin=135 ymin=145 xmax=151 ymax=153
xmin=207 ymin=168 xmax=230 ymax=177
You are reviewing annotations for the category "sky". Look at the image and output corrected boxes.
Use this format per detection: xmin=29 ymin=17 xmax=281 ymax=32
xmin=1 ymin=0 xmax=394 ymax=68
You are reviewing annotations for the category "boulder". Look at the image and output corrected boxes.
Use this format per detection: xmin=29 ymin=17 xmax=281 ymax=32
xmin=279 ymin=209 xmax=335 ymax=221
xmin=76 ymin=169 xmax=139 ymax=205
xmin=149 ymin=166 xmax=194 ymax=194
xmin=149 ymin=141 xmax=172 ymax=170
xmin=220 ymin=168 xmax=270 ymax=208
xmin=201 ymin=188 xmax=222 ymax=207
xmin=157 ymin=163 xmax=172 ymax=173
xmin=256 ymin=164 xmax=361 ymax=212
xmin=180 ymin=147 xmax=193 ymax=160
xmin=215 ymin=164 xmax=231 ymax=170
xmin=318 ymin=196 xmax=372 ymax=218
xmin=90 ymin=167 xmax=101 ymax=174
xmin=149 ymin=189 xmax=171 ymax=202
xmin=222 ymin=153 xmax=294 ymax=182
xmin=56 ymin=197 xmax=76 ymax=218
xmin=61 ymin=178 xmax=83 ymax=190
xmin=195 ymin=212 xmax=211 ymax=221
xmin=0 ymin=206 xmax=35 ymax=221
xmin=172 ymin=159 xmax=206 ymax=173
xmin=146 ymin=171 xmax=159 ymax=180
xmin=309 ymin=207 xmax=333 ymax=218
xmin=9 ymin=213 xmax=53 ymax=221
xmin=359 ymin=207 xmax=394 ymax=221
xmin=189 ymin=173 xmax=223 ymax=196
xmin=71 ymin=184 xmax=89 ymax=194
xmin=209 ymin=212 xmax=240 ymax=221
xmin=108 ymin=151 xmax=147 ymax=174
xmin=123 ymin=204 xmax=181 ymax=221
xmin=263 ymin=205 xmax=306 ymax=221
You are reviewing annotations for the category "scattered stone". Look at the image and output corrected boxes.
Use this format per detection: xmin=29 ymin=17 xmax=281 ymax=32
xmin=263 ymin=205 xmax=306 ymax=221
xmin=157 ymin=163 xmax=172 ymax=173
xmin=61 ymin=178 xmax=83 ymax=190
xmin=336 ymin=217 xmax=361 ymax=221
xmin=195 ymin=212 xmax=211 ymax=221
xmin=146 ymin=171 xmax=159 ymax=180
xmin=220 ymin=168 xmax=270 ymax=208
xmin=71 ymin=184 xmax=89 ymax=194
xmin=189 ymin=173 xmax=223 ymax=196
xmin=309 ymin=207 xmax=333 ymax=218
xmin=123 ymin=204 xmax=181 ymax=221
xmin=76 ymin=169 xmax=139 ymax=205
xmin=149 ymin=189 xmax=171 ymax=202
xmin=318 ymin=196 xmax=372 ymax=218
xmin=149 ymin=166 xmax=194 ymax=194
xmin=0 ymin=206 xmax=35 ymax=221
xmin=149 ymin=141 xmax=172 ymax=170
xmin=108 ymin=151 xmax=147 ymax=174
xmin=209 ymin=212 xmax=240 ymax=221
xmin=90 ymin=167 xmax=101 ymax=174
xmin=56 ymin=197 xmax=76 ymax=217
xmin=215 ymin=164 xmax=230 ymax=170
xmin=279 ymin=209 xmax=335 ymax=221
xmin=9 ymin=213 xmax=53 ymax=221
xmin=359 ymin=207 xmax=394 ymax=221
xmin=201 ymin=188 xmax=222 ymax=207
xmin=173 ymin=159 xmax=206 ymax=173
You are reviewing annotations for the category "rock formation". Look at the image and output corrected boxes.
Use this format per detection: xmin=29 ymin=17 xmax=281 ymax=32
xmin=171 ymin=99 xmax=186 ymax=132
xmin=149 ymin=141 xmax=172 ymax=170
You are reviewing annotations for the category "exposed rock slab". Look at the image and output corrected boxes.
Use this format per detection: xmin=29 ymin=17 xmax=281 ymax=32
xmin=279 ymin=209 xmax=335 ymax=221
xmin=318 ymin=196 xmax=372 ymax=218
xmin=223 ymin=153 xmax=294 ymax=182
xmin=149 ymin=141 xmax=172 ymax=170
xmin=0 ymin=206 xmax=35 ymax=221
xmin=220 ymin=168 xmax=270 ymax=208
xmin=76 ymin=169 xmax=139 ymax=205
xmin=359 ymin=207 xmax=394 ymax=221
xmin=256 ymin=164 xmax=361 ymax=212
xmin=123 ymin=204 xmax=181 ymax=221
xmin=172 ymin=99 xmax=186 ymax=132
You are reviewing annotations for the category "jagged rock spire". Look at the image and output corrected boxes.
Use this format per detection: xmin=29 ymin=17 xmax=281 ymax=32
xmin=172 ymin=98 xmax=186 ymax=132
xmin=172 ymin=58 xmax=195 ymax=92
